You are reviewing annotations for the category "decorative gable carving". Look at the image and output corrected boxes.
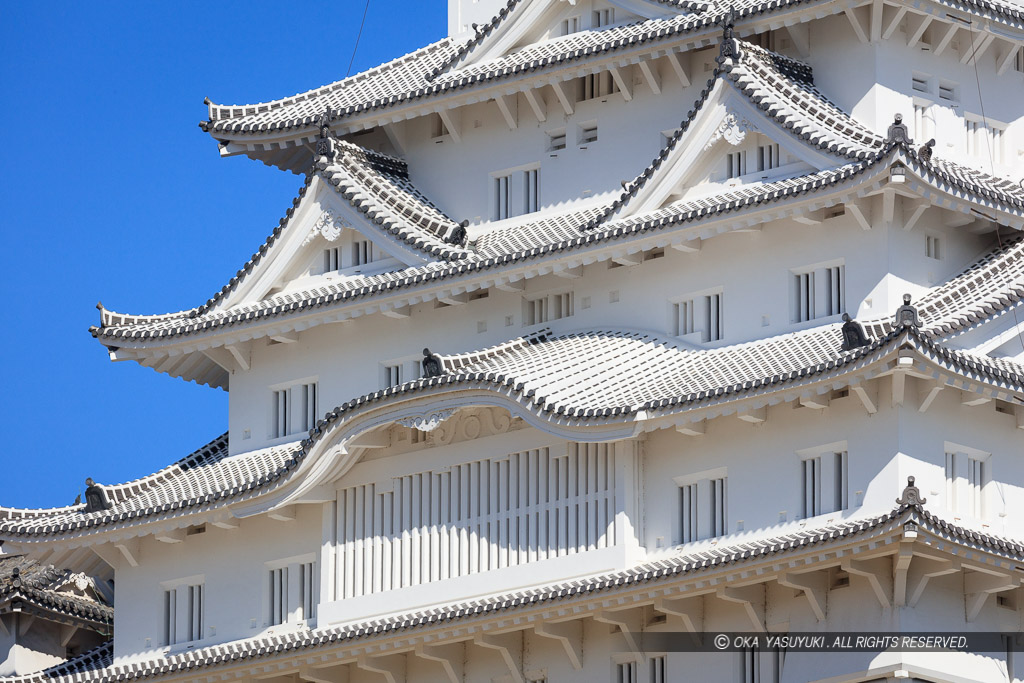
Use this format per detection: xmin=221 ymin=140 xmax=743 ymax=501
xmin=302 ymin=209 xmax=351 ymax=246
xmin=704 ymin=112 xmax=757 ymax=150
xmin=428 ymin=406 xmax=520 ymax=446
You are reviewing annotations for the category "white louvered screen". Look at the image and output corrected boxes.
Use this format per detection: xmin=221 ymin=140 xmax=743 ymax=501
xmin=335 ymin=444 xmax=616 ymax=598
xmin=298 ymin=561 xmax=315 ymax=619
xmin=802 ymin=457 xmax=821 ymax=518
xmin=679 ymin=483 xmax=698 ymax=544
xmin=186 ymin=584 xmax=203 ymax=642
xmin=163 ymin=589 xmax=177 ymax=645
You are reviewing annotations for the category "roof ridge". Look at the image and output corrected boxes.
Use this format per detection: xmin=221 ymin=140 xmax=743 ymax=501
xmin=204 ymin=37 xmax=457 ymax=123
xmin=20 ymin=501 xmax=1024 ymax=683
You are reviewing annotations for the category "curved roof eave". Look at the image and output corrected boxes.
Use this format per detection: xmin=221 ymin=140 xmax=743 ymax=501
xmin=7 ymin=325 xmax=1024 ymax=542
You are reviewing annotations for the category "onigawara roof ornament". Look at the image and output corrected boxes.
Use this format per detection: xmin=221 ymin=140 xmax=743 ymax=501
xmin=886 ymin=114 xmax=912 ymax=145
xmin=315 ymin=108 xmax=336 ymax=161
xmin=446 ymin=220 xmax=469 ymax=247
xmin=918 ymin=138 xmax=936 ymax=163
xmin=894 ymin=293 xmax=922 ymax=328
xmin=896 ymin=476 xmax=927 ymax=506
xmin=421 ymin=348 xmax=443 ymax=378
xmin=82 ymin=478 xmax=113 ymax=513
xmin=718 ymin=6 xmax=739 ymax=62
xmin=840 ymin=313 xmax=871 ymax=351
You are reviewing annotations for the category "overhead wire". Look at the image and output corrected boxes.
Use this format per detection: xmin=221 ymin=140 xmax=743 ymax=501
xmin=964 ymin=17 xmax=1024 ymax=356
xmin=346 ymin=0 xmax=372 ymax=78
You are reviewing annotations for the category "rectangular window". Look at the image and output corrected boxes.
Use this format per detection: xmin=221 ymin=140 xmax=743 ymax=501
xmin=704 ymin=293 xmax=724 ymax=342
xmin=674 ymin=299 xmax=696 ymax=337
xmin=298 ymin=561 xmax=315 ymax=620
xmin=163 ymin=582 xmax=203 ymax=645
xmin=742 ymin=647 xmax=760 ymax=683
xmin=580 ymin=123 xmax=598 ymax=145
xmin=679 ymin=483 xmax=698 ymax=544
xmin=593 ymin=8 xmax=614 ymax=27
xmin=726 ymin=151 xmax=747 ymax=178
xmin=913 ymin=102 xmax=932 ymax=141
xmin=794 ymin=271 xmax=814 ymax=323
xmin=561 ymin=15 xmax=580 ymax=35
xmin=524 ymin=168 xmax=540 ymax=214
xmin=911 ymin=75 xmax=930 ymax=93
xmin=757 ymin=144 xmax=780 ymax=172
xmin=615 ymin=661 xmax=638 ymax=683
xmin=299 ymin=383 xmax=317 ymax=433
xmin=945 ymin=451 xmax=958 ymax=512
xmin=524 ymin=292 xmax=573 ymax=326
xmin=269 ymin=560 xmax=316 ymax=626
xmin=927 ymin=235 xmax=941 ymax=260
xmin=793 ymin=264 xmax=844 ymax=322
xmin=991 ymin=124 xmax=1006 ymax=165
xmin=672 ymin=291 xmax=724 ymax=342
xmin=272 ymin=389 xmax=290 ymax=439
xmin=834 ymin=450 xmax=849 ymax=512
xmin=968 ymin=456 xmax=986 ymax=518
xmin=548 ymin=130 xmax=566 ymax=151
xmin=163 ymin=589 xmax=177 ymax=646
xmin=352 ymin=240 xmax=372 ymax=267
xmin=383 ymin=364 xmax=403 ymax=388
xmin=966 ymin=118 xmax=981 ymax=156
xmin=578 ymin=72 xmax=616 ymax=101
xmin=649 ymin=656 xmax=667 ymax=683
xmin=323 ymin=247 xmax=340 ymax=273
xmin=494 ymin=174 xmax=510 ymax=220
xmin=710 ymin=477 xmax=726 ymax=538
xmin=938 ymin=82 xmax=957 ymax=102
xmin=1016 ymin=46 xmax=1024 ymax=73
xmin=269 ymin=567 xmax=287 ymax=626
xmin=186 ymin=585 xmax=203 ymax=643
xmin=802 ymin=456 xmax=821 ymax=518
xmin=823 ymin=265 xmax=844 ymax=317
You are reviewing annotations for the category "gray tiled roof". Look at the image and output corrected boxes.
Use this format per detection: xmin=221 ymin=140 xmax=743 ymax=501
xmin=0 ymin=555 xmax=113 ymax=630
xmin=315 ymin=141 xmax=470 ymax=260
xmin=201 ymin=0 xmax=1024 ymax=138
xmin=0 ymin=434 xmax=304 ymax=538
xmin=89 ymin=138 xmax=1024 ymax=343
xmin=3 ymin=499 xmax=1021 ymax=683
xmin=14 ymin=323 xmax=1024 ymax=539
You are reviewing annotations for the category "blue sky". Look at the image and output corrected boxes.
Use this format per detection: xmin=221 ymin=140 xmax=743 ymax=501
xmin=0 ymin=1 xmax=446 ymax=508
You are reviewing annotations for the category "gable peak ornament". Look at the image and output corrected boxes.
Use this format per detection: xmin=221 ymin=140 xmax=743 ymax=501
xmin=894 ymin=293 xmax=921 ymax=328
xmin=315 ymin=108 xmax=336 ymax=160
xmin=706 ymin=113 xmax=756 ymax=150
xmin=896 ymin=476 xmax=926 ymax=506
xmin=886 ymin=113 xmax=912 ymax=145
xmin=303 ymin=209 xmax=350 ymax=246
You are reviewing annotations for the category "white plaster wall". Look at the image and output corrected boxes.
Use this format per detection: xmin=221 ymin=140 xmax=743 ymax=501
xmin=111 ymin=505 xmax=322 ymax=662
xmin=227 ymin=213 xmax=993 ymax=455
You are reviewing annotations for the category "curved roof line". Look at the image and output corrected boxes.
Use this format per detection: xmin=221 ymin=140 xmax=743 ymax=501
xmin=4 ymin=499 xmax=1023 ymax=683
xmin=13 ymin=324 xmax=1024 ymax=540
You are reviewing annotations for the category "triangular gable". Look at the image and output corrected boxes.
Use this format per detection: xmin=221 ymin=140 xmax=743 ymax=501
xmin=600 ymin=39 xmax=885 ymax=222
xmin=440 ymin=0 xmax=689 ymax=76
xmin=212 ymin=143 xmax=469 ymax=311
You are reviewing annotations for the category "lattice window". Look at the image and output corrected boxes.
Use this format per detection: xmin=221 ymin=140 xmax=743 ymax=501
xmin=524 ymin=292 xmax=573 ymax=326
xmin=672 ymin=291 xmax=724 ymax=342
xmin=792 ymin=264 xmax=844 ymax=322
xmin=592 ymin=8 xmax=614 ymax=28
xmin=524 ymin=168 xmax=540 ymax=214
xmin=323 ymin=247 xmax=341 ymax=272
xmin=163 ymin=582 xmax=204 ymax=646
xmin=334 ymin=445 xmax=617 ymax=598
xmin=272 ymin=382 xmax=318 ymax=438
xmin=650 ymin=656 xmax=667 ymax=683
xmin=561 ymin=15 xmax=580 ymax=35
xmin=352 ymin=240 xmax=372 ymax=267
xmin=579 ymin=123 xmax=598 ymax=145
xmin=757 ymin=144 xmax=780 ymax=172
xmin=268 ymin=560 xmax=316 ymax=626
xmin=927 ymin=235 xmax=941 ymax=260
xmin=615 ymin=661 xmax=638 ymax=683
xmin=726 ymin=151 xmax=747 ymax=178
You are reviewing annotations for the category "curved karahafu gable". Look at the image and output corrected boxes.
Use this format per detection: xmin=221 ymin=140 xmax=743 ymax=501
xmin=6 ymin=323 xmax=1024 ymax=542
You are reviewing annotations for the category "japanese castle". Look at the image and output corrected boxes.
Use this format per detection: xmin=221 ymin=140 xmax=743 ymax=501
xmin=3 ymin=0 xmax=1024 ymax=681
